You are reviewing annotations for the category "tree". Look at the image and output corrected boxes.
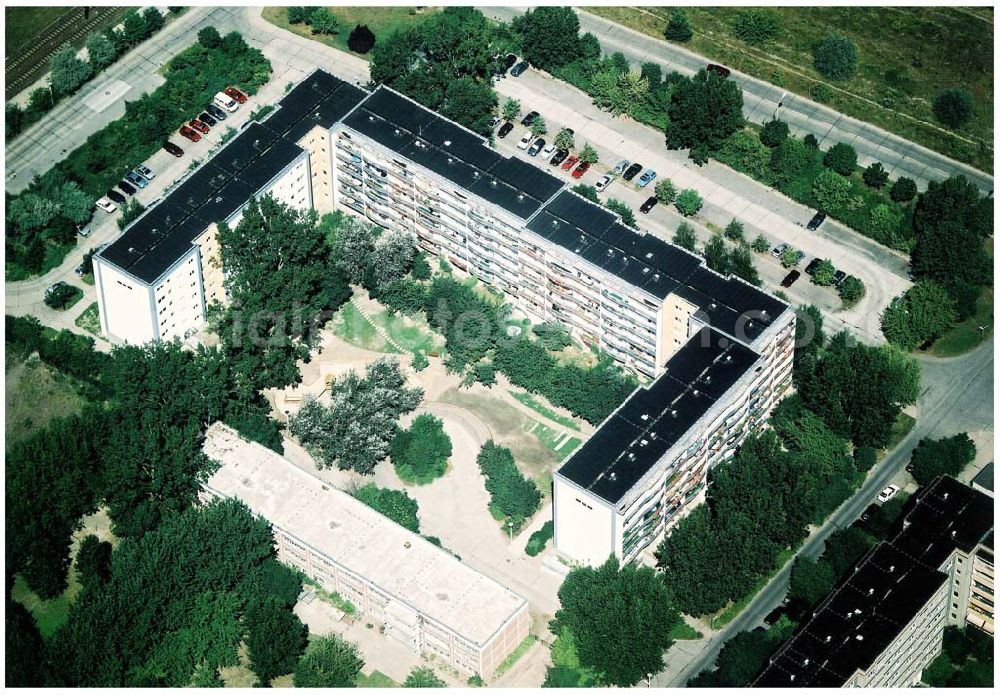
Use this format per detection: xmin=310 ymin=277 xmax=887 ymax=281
xmin=923 ymin=653 xmax=956 ymax=687
xmin=353 ymin=483 xmax=420 ymax=532
xmin=673 ymin=221 xmax=698 ymax=251
xmin=512 ymin=7 xmax=582 ymax=71
xmin=640 ymin=61 xmax=662 ymax=86
xmin=729 ymin=246 xmax=760 ymax=286
xmin=347 ymin=24 xmax=376 ymax=54
xmin=391 ymin=413 xmax=452 ymax=484
xmin=759 ymin=119 xmax=789 ymax=148
xmin=440 ymin=76 xmax=498 ymax=135
xmin=529 ymin=116 xmax=547 ymax=137
xmin=909 ymin=433 xmax=976 ymax=486
xmin=116 ymin=197 xmax=146 ymax=230
xmin=310 ymin=8 xmax=339 ymax=36
xmin=404 ymin=667 xmax=446 ymax=687
xmin=49 ymin=43 xmax=93 ymax=96
xmin=881 ymin=281 xmax=958 ymax=351
xmin=325 ymin=213 xmax=376 ymax=284
xmin=824 ymin=142 xmax=857 ymax=175
xmin=812 ymin=259 xmax=836 ymax=286
xmin=121 ymin=9 xmax=148 ymax=46
xmin=862 ymin=162 xmax=889 ymax=189
xmin=814 ymin=34 xmax=857 ymax=80
xmin=554 ymin=127 xmax=575 ymax=150
xmin=578 ymin=143 xmax=598 ymax=164
xmin=370 ymin=229 xmax=414 ymax=288
xmin=555 ymin=556 xmax=680 ymax=686
xmin=666 ymin=70 xmax=744 ymax=163
xmin=788 ymin=556 xmax=836 ymax=608
xmin=44 ymin=283 xmax=79 ymax=309
xmin=245 ymin=598 xmax=308 ymax=685
xmin=838 ymin=276 xmax=865 ymax=307
xmin=593 ymin=70 xmax=649 ymax=117
xmin=8 ymin=193 xmax=59 ymax=235
xmin=933 ymin=87 xmax=974 ymax=129
xmin=198 ymin=26 xmax=222 ymax=49
xmin=76 ymin=535 xmax=113 ymax=588
xmin=501 ymin=97 xmax=521 ymax=122
xmin=293 ymin=635 xmax=364 ymax=687
xmin=750 ymin=235 xmax=770 ymax=253
xmin=724 ymin=219 xmax=745 ymax=243
xmin=674 ymin=189 xmax=703 ymax=216
xmin=664 ymin=9 xmax=693 ymax=42
xmin=571 ymin=184 xmax=599 ymax=203
xmin=6 ymin=102 xmax=25 ymax=138
xmin=532 ymin=321 xmax=573 ymax=350
xmin=703 ymin=234 xmax=731 ymax=275
xmin=476 ymin=441 xmax=540 ymax=525
xmin=142 ymin=7 xmax=165 ymax=34
xmin=731 ymin=9 xmax=778 ymax=44
xmin=605 ymin=199 xmax=636 ymax=227
xmin=710 ymin=630 xmax=774 ymax=686
xmin=654 ymin=178 xmax=677 ymax=205
xmin=890 ymin=176 xmax=917 ymax=203
xmin=812 ymin=168 xmax=852 ymax=212
xmin=287 ymin=7 xmax=310 ymax=24
xmin=86 ymin=32 xmax=117 ymax=71
xmin=793 ymin=304 xmax=824 ymax=391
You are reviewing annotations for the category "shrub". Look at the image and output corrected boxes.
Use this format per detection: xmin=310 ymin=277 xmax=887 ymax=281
xmin=759 ymin=119 xmax=789 ymax=147
xmin=664 ymin=9 xmax=693 ymax=42
xmin=838 ymin=276 xmax=865 ymax=307
xmin=812 ymin=169 xmax=852 ymax=212
xmin=824 ymin=142 xmax=858 ymax=175
xmin=44 ymin=284 xmax=79 ymax=309
xmin=751 ymin=234 xmax=770 ymax=253
xmin=890 ymin=177 xmax=917 ymax=203
xmin=732 ymin=9 xmax=778 ymax=45
xmin=476 ymin=441 xmax=541 ymax=528
xmin=411 ymin=352 xmax=429 ymax=372
xmin=287 ymin=7 xmax=310 ymax=25
xmin=654 ymin=179 xmax=677 ymax=205
xmin=578 ymin=143 xmax=598 ymax=164
xmin=814 ymin=34 xmax=857 ymax=80
xmin=673 ymin=222 xmax=698 ymax=251
xmin=391 ymin=413 xmax=452 ymax=484
xmin=675 ymin=189 xmax=703 ymax=216
xmin=809 ymin=83 xmax=832 ymax=103
xmin=812 ymin=259 xmax=836 ymax=286
xmin=803 ymin=133 xmax=820 ymax=149
xmin=724 ymin=219 xmax=745 ymax=243
xmin=605 ymin=199 xmax=636 ymax=227
xmin=310 ymin=8 xmax=339 ymax=36
xmin=353 ymin=483 xmax=420 ymax=532
xmin=854 ymin=446 xmax=877 ymax=472
xmin=347 ymin=24 xmax=376 ymax=54
xmin=525 ymin=520 xmax=554 ymax=556
xmin=571 ymin=184 xmax=599 ymax=203
xmin=862 ymin=162 xmax=889 ymax=189
xmin=932 ymin=88 xmax=974 ymax=129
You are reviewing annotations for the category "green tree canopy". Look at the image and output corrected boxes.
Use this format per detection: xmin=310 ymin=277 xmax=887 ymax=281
xmin=933 ymin=87 xmax=974 ymax=129
xmin=880 ymin=281 xmax=958 ymax=351
xmin=673 ymin=221 xmax=698 ymax=251
xmin=909 ymin=433 xmax=976 ymax=486
xmin=665 ymin=70 xmax=744 ymax=163
xmin=675 ymin=188 xmax=703 ymax=216
xmin=824 ymin=142 xmax=857 ymax=175
xmin=512 ymin=7 xmax=582 ymax=72
xmin=814 ymin=34 xmax=857 ymax=80
xmin=664 ymin=9 xmax=693 ymax=42
xmin=246 ymin=597 xmax=309 ymax=685
xmin=404 ymin=666 xmax=446 ymax=687
xmin=293 ymin=635 xmax=365 ymax=687
xmin=391 ymin=413 xmax=453 ymax=484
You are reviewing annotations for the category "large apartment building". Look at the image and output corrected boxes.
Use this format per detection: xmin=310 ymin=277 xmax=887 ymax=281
xmin=96 ymin=69 xmax=794 ymax=566
xmin=202 ymin=423 xmax=530 ymax=679
xmin=756 ymin=476 xmax=993 ymax=688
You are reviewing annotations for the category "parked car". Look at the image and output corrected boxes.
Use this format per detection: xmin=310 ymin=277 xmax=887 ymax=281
xmin=510 ymin=61 xmax=529 ymax=77
xmin=124 ymin=170 xmax=148 ymax=189
xmin=189 ymin=119 xmax=210 ymax=134
xmin=206 ymin=103 xmax=228 ymax=121
xmin=805 ymin=257 xmax=821 ymax=275
xmin=561 ymin=155 xmax=579 ymax=171
xmin=45 ymin=281 xmax=67 ymax=297
xmin=807 ymin=212 xmax=827 ymax=231
xmin=877 ymin=484 xmax=900 ymax=504
xmin=135 ymin=164 xmax=155 ymax=180
xmin=707 ymin=63 xmax=731 ymax=78
xmin=74 ymin=264 xmax=85 ymax=277
xmin=225 ymin=86 xmax=248 ymax=104
xmin=198 ymin=111 xmax=218 ymax=127
xmin=517 ymin=132 xmax=534 ymax=150
xmin=96 ymin=196 xmax=118 ymax=213
xmin=771 ymin=242 xmax=789 ymax=258
xmin=490 ymin=116 xmax=502 ymax=130
xmin=833 ymin=269 xmax=847 ymax=285
xmin=504 ymin=53 xmax=518 ymax=70
xmin=571 ymin=161 xmax=590 ymax=179
xmin=622 ymin=162 xmax=643 ymax=181
xmin=859 ymin=503 xmax=879 ymax=523
xmin=76 ymin=222 xmax=92 ymax=237
xmin=527 ymin=138 xmax=545 ymax=156
xmin=213 ymin=91 xmax=239 ymax=113
xmin=780 ymin=269 xmax=801 ymax=287
xmin=595 ymin=174 xmax=613 ymax=192
xmin=496 ymin=121 xmax=514 ymax=139
xmin=549 ymin=149 xmax=568 ymax=166
xmin=637 ymin=168 xmax=657 ymax=187
xmin=163 ymin=141 xmax=185 ymax=157
xmin=614 ymin=159 xmax=630 ymax=175
xmin=640 ymin=196 xmax=658 ymax=214
xmin=117 ymin=180 xmax=137 ymax=196
xmin=520 ymin=110 xmax=539 ymax=126
xmin=106 ymin=190 xmax=127 ymax=205
xmin=179 ymin=125 xmax=201 ymax=142
xmin=541 ymin=142 xmax=557 ymax=159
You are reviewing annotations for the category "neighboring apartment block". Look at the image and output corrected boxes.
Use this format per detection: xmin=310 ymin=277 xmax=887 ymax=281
xmin=202 ymin=423 xmax=529 ymax=679
xmin=96 ymin=69 xmax=793 ymax=567
xmin=756 ymin=476 xmax=994 ymax=688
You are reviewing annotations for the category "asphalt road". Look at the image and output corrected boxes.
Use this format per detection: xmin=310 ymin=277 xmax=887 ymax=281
xmin=661 ymin=335 xmax=995 ymax=686
xmin=484 ymin=7 xmax=994 ymax=196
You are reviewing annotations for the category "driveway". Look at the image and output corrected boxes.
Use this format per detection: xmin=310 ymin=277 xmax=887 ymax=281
xmin=483 ymin=7 xmax=993 ymax=196
xmin=494 ymin=70 xmax=910 ymax=344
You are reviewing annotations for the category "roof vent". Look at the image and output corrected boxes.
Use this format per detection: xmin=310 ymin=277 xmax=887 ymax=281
xmin=855 ymin=634 xmax=864 ymax=642
xmin=491 ymin=179 xmax=499 ymax=187
xmin=444 ymin=139 xmax=452 ymax=147
xmin=725 ymin=355 xmax=732 ymax=363
xmin=628 ymin=453 xmax=636 ymax=461
xmin=951 ymin=530 xmax=957 ymax=538
xmin=747 ymin=321 xmax=754 ymax=329
xmin=868 ymin=588 xmax=874 ymax=596
xmin=641 ymin=413 xmax=649 ymax=421
xmin=518 ymin=193 xmax=525 ymax=201
xmin=704 ymin=375 xmax=712 ymax=383
xmin=607 ymin=249 xmax=614 ymax=256
xmin=253 ymin=139 xmax=260 ymax=148
xmin=642 ymin=267 xmax=650 ymax=274
xmin=215 ymin=196 xmax=223 ymax=203
xmin=670 ymin=409 xmax=678 ymax=417
xmin=825 ymin=635 xmax=832 ymax=643
xmin=646 ymin=252 xmax=653 ymax=259
xmin=710 ymin=302 xmax=717 ymax=310
xmin=790 ymin=676 xmax=796 ymax=683
xmin=803 ymin=659 xmax=810 ymax=666
xmin=693 ymin=389 xmax=700 ymax=397
xmin=854 ymin=609 xmax=862 ymax=616
xmin=472 ymin=171 xmax=480 ymax=178
xmin=943 ymin=492 xmax=949 ymax=500
xmin=394 ymin=128 xmax=400 ymax=135
xmin=447 ymin=157 xmax=454 ymax=164
xmin=762 ymin=310 xmax=769 ymax=319
xmin=609 ymin=472 xmax=617 ymax=481
xmin=128 ymin=246 xmax=136 ymax=254
xmin=640 ymin=439 xmax=648 ymax=447
xmin=649 ymin=432 xmax=657 ymax=440
xmin=368 ymin=115 xmax=375 ymax=122
xmin=653 ymin=273 xmax=660 ymax=280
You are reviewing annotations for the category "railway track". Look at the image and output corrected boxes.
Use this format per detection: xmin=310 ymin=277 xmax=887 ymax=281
xmin=5 ymin=6 xmax=124 ymax=99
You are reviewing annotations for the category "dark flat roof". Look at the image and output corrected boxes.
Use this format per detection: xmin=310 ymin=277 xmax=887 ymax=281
xmin=972 ymin=463 xmax=993 ymax=493
xmin=267 ymin=69 xmax=368 ymax=142
xmin=755 ymin=477 xmax=993 ymax=688
xmin=341 ymin=87 xmax=563 ymax=220
xmin=528 ymin=191 xmax=787 ymax=342
xmin=558 ymin=326 xmax=760 ymax=504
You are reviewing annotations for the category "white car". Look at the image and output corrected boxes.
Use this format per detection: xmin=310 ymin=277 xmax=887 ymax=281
xmin=517 ymin=133 xmax=533 ymax=150
xmin=877 ymin=484 xmax=900 ymax=503
xmin=541 ymin=142 xmax=557 ymax=158
xmin=595 ymin=174 xmax=614 ymax=192
xmin=135 ymin=164 xmax=156 ymax=180
xmin=96 ymin=196 xmax=118 ymax=213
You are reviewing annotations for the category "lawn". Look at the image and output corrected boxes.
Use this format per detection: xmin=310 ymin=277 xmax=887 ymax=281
xmin=330 ymin=301 xmax=401 ymax=354
xmin=513 ymin=392 xmax=581 ymax=431
xmin=927 ymin=288 xmax=993 ymax=357
xmin=357 ymin=670 xmax=398 ymax=687
xmin=74 ymin=301 xmax=101 ymax=335
xmin=886 ymin=412 xmax=917 ymax=453
xmin=588 ymin=6 xmax=994 ymax=172
xmin=528 ymin=421 xmax=582 ymax=457
xmin=262 ymin=6 xmax=439 ymax=59
xmin=668 ymin=621 xmax=704 ymax=641
xmin=495 ymin=635 xmax=537 ymax=677
xmin=6 ymin=238 xmax=76 ymax=281
xmin=369 ymin=309 xmax=443 ymax=356
xmin=5 ymin=354 xmax=85 ymax=444
xmin=5 ymin=7 xmax=72 ymax=55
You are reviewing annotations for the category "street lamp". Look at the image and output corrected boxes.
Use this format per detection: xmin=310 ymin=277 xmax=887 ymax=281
xmin=507 ymin=521 xmax=514 ymax=542
xmin=646 ymin=673 xmax=653 ymax=687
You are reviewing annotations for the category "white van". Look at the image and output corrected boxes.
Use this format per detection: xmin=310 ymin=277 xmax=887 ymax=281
xmin=213 ymin=91 xmax=239 ymax=112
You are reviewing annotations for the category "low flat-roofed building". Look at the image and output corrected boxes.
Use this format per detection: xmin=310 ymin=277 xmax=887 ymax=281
xmin=201 ymin=423 xmax=529 ymax=679
xmin=972 ymin=463 xmax=994 ymax=498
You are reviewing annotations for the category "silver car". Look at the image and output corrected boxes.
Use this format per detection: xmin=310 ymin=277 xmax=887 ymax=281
xmin=614 ymin=159 xmax=630 ymax=175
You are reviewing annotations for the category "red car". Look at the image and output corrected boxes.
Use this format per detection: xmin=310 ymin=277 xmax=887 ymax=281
xmin=225 ymin=86 xmax=248 ymax=104
xmin=179 ymin=125 xmax=201 ymax=142
xmin=571 ymin=161 xmax=590 ymax=179
xmin=189 ymin=119 xmax=210 ymax=134
xmin=561 ymin=155 xmax=579 ymax=171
